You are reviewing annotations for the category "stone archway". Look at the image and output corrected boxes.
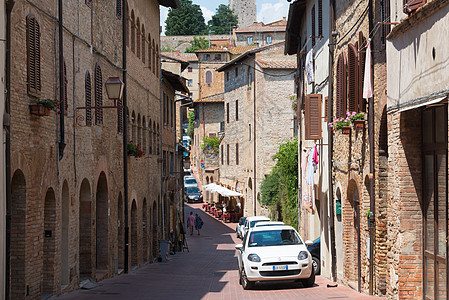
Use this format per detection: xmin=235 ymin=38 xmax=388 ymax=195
xmin=10 ymin=170 xmax=26 ymax=299
xmin=79 ymin=179 xmax=92 ymax=279
xmin=61 ymin=180 xmax=70 ymax=286
xmin=345 ymin=179 xmax=361 ymax=291
xmin=43 ymin=188 xmax=57 ymax=296
xmin=117 ymin=193 xmax=124 ymax=270
xmin=96 ymin=172 xmax=109 ymax=272
xmin=142 ymin=199 xmax=148 ymax=262
xmin=131 ymin=200 xmax=138 ymax=267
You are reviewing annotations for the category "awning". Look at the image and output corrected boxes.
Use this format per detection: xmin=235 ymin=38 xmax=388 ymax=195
xmin=398 ymin=95 xmax=448 ymax=113
xmin=203 ymin=183 xmax=243 ymax=197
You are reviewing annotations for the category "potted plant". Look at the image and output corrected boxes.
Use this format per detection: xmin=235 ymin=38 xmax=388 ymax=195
xmin=29 ymin=98 xmax=60 ymax=116
xmin=328 ymin=117 xmax=351 ymax=135
xmin=349 ymin=112 xmax=366 ymax=129
xmin=127 ymin=141 xmax=144 ymax=158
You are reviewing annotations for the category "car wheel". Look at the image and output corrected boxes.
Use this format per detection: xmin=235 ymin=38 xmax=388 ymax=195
xmin=238 ymin=269 xmax=242 ymax=285
xmin=241 ymin=268 xmax=255 ymax=290
xmin=301 ymin=268 xmax=315 ymax=288
xmin=312 ymin=257 xmax=320 ymax=275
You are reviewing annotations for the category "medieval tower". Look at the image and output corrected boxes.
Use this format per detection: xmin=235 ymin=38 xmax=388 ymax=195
xmin=229 ymin=0 xmax=257 ymax=28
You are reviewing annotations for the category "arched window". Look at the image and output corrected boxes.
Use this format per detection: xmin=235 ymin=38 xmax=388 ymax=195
xmin=148 ymin=119 xmax=153 ymax=154
xmin=136 ymin=19 xmax=141 ymax=58
xmin=126 ymin=5 xmax=130 ymax=47
xmin=152 ymin=39 xmax=156 ymax=74
xmin=336 ymin=53 xmax=347 ymax=118
xmin=131 ymin=10 xmax=135 ymax=53
xmin=156 ymin=44 xmax=159 ymax=77
xmin=348 ymin=44 xmax=358 ymax=113
xmin=85 ymin=71 xmax=92 ymax=126
xmin=132 ymin=112 xmax=136 ymax=142
xmin=148 ymin=34 xmax=152 ymax=71
xmin=141 ymin=25 xmax=145 ymax=64
xmin=205 ymin=70 xmax=213 ymax=83
xmin=26 ymin=15 xmax=41 ymax=96
xmin=142 ymin=116 xmax=146 ymax=153
xmin=116 ymin=0 xmax=122 ymax=19
xmin=137 ymin=114 xmax=142 ymax=146
xmin=248 ymin=67 xmax=252 ymax=88
xmin=94 ymin=63 xmax=103 ymax=124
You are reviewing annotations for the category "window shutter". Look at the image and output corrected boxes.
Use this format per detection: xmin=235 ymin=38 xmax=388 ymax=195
xmin=235 ymin=100 xmax=238 ymax=121
xmin=27 ymin=15 xmax=41 ymax=96
xmin=305 ymin=94 xmax=322 ymax=140
xmin=85 ymin=72 xmax=92 ymax=125
xmin=236 ymin=143 xmax=239 ymax=165
xmin=404 ymin=0 xmax=426 ymax=14
xmin=358 ymin=32 xmax=367 ymax=112
xmin=311 ymin=5 xmax=316 ymax=47
xmin=116 ymin=0 xmax=122 ymax=19
xmin=35 ymin=20 xmax=41 ymax=93
xmin=118 ymin=99 xmax=123 ymax=133
xmin=324 ymin=96 xmax=328 ymax=120
xmin=348 ymin=43 xmax=358 ymax=113
xmin=336 ymin=53 xmax=347 ymax=118
xmin=94 ymin=64 xmax=103 ymax=125
xmin=318 ymin=0 xmax=323 ymax=37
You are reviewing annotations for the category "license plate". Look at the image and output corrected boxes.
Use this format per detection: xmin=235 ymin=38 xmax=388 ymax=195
xmin=273 ymin=265 xmax=288 ymax=271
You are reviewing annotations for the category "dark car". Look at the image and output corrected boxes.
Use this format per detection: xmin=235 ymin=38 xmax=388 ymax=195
xmin=307 ymin=237 xmax=320 ymax=275
xmin=185 ymin=186 xmax=203 ymax=203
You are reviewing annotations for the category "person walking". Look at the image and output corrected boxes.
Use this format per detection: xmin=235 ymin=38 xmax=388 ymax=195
xmin=187 ymin=212 xmax=195 ymax=235
xmin=195 ymin=213 xmax=203 ymax=235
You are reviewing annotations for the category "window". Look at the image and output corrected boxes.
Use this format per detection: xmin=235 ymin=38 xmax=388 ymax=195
xmin=116 ymin=0 xmax=122 ymax=19
xmin=205 ymin=70 xmax=213 ymax=84
xmin=226 ymin=71 xmax=229 ymax=81
xmin=236 ymin=143 xmax=239 ymax=165
xmin=336 ymin=53 xmax=347 ymax=118
xmin=141 ymin=26 xmax=145 ymax=63
xmin=247 ymin=36 xmax=253 ymax=45
xmin=163 ymin=93 xmax=167 ymax=124
xmin=235 ymin=67 xmax=238 ymax=78
xmin=85 ymin=71 xmax=92 ymax=126
xmin=266 ymin=35 xmax=272 ymax=44
xmin=227 ymin=144 xmax=230 ymax=165
xmin=226 ymin=103 xmax=230 ymax=123
xmin=235 ymin=100 xmax=238 ymax=121
xmin=148 ymin=34 xmax=152 ymax=71
xmin=171 ymin=98 xmax=174 ymax=128
xmin=152 ymin=39 xmax=155 ymax=74
xmin=248 ymin=70 xmax=252 ymax=88
xmin=131 ymin=11 xmax=135 ymax=53
xmin=188 ymin=67 xmax=192 ymax=73
xmin=188 ymin=80 xmax=193 ymax=87
xmin=221 ymin=145 xmax=224 ymax=165
xmin=305 ymin=94 xmax=322 ymax=140
xmin=311 ymin=5 xmax=316 ymax=47
xmin=26 ymin=15 xmax=41 ymax=96
xmin=381 ymin=0 xmax=391 ymax=45
xmin=249 ymin=124 xmax=251 ymax=140
xmin=215 ymin=54 xmax=222 ymax=61
xmin=94 ymin=63 xmax=103 ymax=125
xmin=204 ymin=54 xmax=210 ymax=61
xmin=156 ymin=45 xmax=159 ymax=77
xmin=318 ymin=0 xmax=323 ymax=38
xmin=348 ymin=44 xmax=359 ymax=112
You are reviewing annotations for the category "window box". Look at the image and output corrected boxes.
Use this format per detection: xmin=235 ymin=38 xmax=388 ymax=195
xmin=341 ymin=126 xmax=351 ymax=135
xmin=29 ymin=103 xmax=50 ymax=116
xmin=353 ymin=119 xmax=365 ymax=129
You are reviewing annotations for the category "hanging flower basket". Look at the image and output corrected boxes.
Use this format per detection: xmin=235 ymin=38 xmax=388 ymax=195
xmin=354 ymin=119 xmax=365 ymax=129
xmin=341 ymin=126 xmax=351 ymax=135
xmin=127 ymin=141 xmax=144 ymax=158
xmin=29 ymin=104 xmax=50 ymax=116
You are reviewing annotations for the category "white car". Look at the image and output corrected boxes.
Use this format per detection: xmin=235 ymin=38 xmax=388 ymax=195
xmin=184 ymin=176 xmax=198 ymax=188
xmin=241 ymin=216 xmax=270 ymax=238
xmin=254 ymin=221 xmax=285 ymax=228
xmin=235 ymin=225 xmax=315 ymax=290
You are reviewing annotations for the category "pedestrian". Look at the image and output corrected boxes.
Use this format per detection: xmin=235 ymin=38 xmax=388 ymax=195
xmin=187 ymin=212 xmax=195 ymax=235
xmin=195 ymin=213 xmax=203 ymax=235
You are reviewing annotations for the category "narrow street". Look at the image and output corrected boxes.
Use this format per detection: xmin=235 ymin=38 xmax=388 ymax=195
xmin=54 ymin=203 xmax=384 ymax=300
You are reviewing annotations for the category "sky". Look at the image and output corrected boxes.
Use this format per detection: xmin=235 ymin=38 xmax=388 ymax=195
xmin=160 ymin=0 xmax=290 ymax=35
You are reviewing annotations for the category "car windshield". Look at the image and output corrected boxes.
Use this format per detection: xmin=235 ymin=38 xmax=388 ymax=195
xmin=187 ymin=187 xmax=200 ymax=194
xmin=249 ymin=219 xmax=269 ymax=228
xmin=185 ymin=179 xmax=197 ymax=185
xmin=248 ymin=229 xmax=303 ymax=247
xmin=256 ymin=223 xmax=283 ymax=227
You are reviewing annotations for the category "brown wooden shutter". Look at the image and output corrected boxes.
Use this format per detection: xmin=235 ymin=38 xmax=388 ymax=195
xmin=311 ymin=5 xmax=316 ymax=47
xmin=85 ymin=72 xmax=92 ymax=125
xmin=118 ymin=99 xmax=123 ymax=133
xmin=318 ymin=0 xmax=323 ymax=37
xmin=27 ymin=15 xmax=41 ymax=96
xmin=358 ymin=32 xmax=367 ymax=112
xmin=95 ymin=64 xmax=103 ymax=125
xmin=305 ymin=94 xmax=322 ymax=140
xmin=404 ymin=0 xmax=426 ymax=14
xmin=336 ymin=53 xmax=347 ymax=118
xmin=35 ymin=20 xmax=41 ymax=93
xmin=116 ymin=0 xmax=122 ymax=19
xmin=348 ymin=43 xmax=358 ymax=113
xmin=324 ymin=96 xmax=328 ymax=120
xmin=236 ymin=143 xmax=239 ymax=165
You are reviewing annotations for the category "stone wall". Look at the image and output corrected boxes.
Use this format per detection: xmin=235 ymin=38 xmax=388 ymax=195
xmin=229 ymin=0 xmax=257 ymax=28
xmin=161 ymin=35 xmax=232 ymax=52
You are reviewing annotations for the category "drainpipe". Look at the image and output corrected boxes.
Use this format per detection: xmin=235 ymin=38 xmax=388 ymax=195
xmin=328 ymin=0 xmax=337 ymax=283
xmin=160 ymin=52 xmax=165 ymax=240
xmin=122 ymin=0 xmax=129 ymax=274
xmin=58 ymin=0 xmax=65 ymax=160
xmin=5 ymin=1 xmax=15 ymax=298
xmin=253 ymin=56 xmax=257 ymax=216
xmin=297 ymin=50 xmax=302 ymax=232
xmin=368 ymin=0 xmax=375 ymax=295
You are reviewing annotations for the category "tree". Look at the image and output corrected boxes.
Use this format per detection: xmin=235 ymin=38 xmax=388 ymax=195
xmin=187 ymin=110 xmax=195 ymax=140
xmin=185 ymin=37 xmax=209 ymax=53
xmin=165 ymin=0 xmax=207 ymax=36
xmin=208 ymin=5 xmax=238 ymax=35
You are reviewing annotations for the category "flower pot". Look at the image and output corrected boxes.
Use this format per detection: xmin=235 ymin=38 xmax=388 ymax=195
xmin=29 ymin=104 xmax=50 ymax=116
xmin=354 ymin=120 xmax=365 ymax=129
xmin=341 ymin=126 xmax=351 ymax=135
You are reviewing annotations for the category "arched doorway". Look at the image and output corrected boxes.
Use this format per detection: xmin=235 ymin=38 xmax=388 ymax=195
xmin=10 ymin=170 xmax=26 ymax=299
xmin=345 ymin=180 xmax=360 ymax=291
xmin=131 ymin=200 xmax=138 ymax=268
xmin=248 ymin=177 xmax=253 ymax=215
xmin=152 ymin=201 xmax=158 ymax=258
xmin=335 ymin=187 xmax=344 ymax=279
xmin=96 ymin=172 xmax=109 ymax=271
xmin=117 ymin=193 xmax=124 ymax=270
xmin=43 ymin=188 xmax=56 ymax=296
xmin=142 ymin=199 xmax=148 ymax=262
xmin=79 ymin=179 xmax=92 ymax=279
xmin=61 ymin=180 xmax=70 ymax=286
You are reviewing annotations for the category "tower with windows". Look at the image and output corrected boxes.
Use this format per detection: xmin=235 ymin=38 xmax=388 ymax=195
xmin=229 ymin=0 xmax=256 ymax=28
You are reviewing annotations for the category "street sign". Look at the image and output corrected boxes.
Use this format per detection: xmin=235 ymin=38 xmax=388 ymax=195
xmin=201 ymin=163 xmax=205 ymax=169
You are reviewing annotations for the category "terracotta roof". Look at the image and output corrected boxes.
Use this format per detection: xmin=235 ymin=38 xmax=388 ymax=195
xmin=161 ymin=51 xmax=198 ymax=62
xmin=194 ymin=93 xmax=225 ymax=103
xmin=229 ymin=45 xmax=257 ymax=55
xmin=158 ymin=0 xmax=180 ymax=9
xmin=235 ymin=25 xmax=286 ymax=33
xmin=195 ymin=47 xmax=230 ymax=53
xmin=256 ymin=59 xmax=297 ymax=69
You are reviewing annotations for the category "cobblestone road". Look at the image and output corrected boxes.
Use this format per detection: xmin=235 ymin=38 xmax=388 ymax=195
xmin=54 ymin=203 xmax=385 ymax=300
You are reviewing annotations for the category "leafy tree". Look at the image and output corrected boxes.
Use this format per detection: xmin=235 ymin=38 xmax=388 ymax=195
xmin=165 ymin=0 xmax=207 ymax=36
xmin=161 ymin=45 xmax=176 ymax=52
xmin=187 ymin=110 xmax=195 ymax=140
xmin=185 ymin=37 xmax=209 ymax=53
xmin=201 ymin=136 xmax=219 ymax=153
xmin=208 ymin=5 xmax=239 ymax=35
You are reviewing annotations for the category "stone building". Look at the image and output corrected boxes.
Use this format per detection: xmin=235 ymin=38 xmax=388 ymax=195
xmin=1 ymin=0 xmax=6 ymax=297
xmin=386 ymin=1 xmax=449 ymax=299
xmin=234 ymin=18 xmax=287 ymax=47
xmin=7 ymin=0 xmax=178 ymax=298
xmin=229 ymin=0 xmax=257 ymax=28
xmin=217 ymin=42 xmax=296 ymax=218
xmin=285 ymin=0 xmax=389 ymax=296
xmin=161 ymin=34 xmax=232 ymax=53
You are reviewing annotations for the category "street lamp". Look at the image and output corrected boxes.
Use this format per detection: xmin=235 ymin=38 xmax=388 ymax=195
xmin=105 ymin=77 xmax=125 ymax=103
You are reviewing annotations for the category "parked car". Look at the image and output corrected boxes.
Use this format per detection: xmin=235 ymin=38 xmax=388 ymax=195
xmin=184 ymin=176 xmax=198 ymax=188
xmin=306 ymin=237 xmax=320 ymax=275
xmin=236 ymin=217 xmax=247 ymax=239
xmin=235 ymin=225 xmax=315 ymax=290
xmin=254 ymin=221 xmax=284 ymax=228
xmin=241 ymin=216 xmax=270 ymax=238
xmin=185 ymin=186 xmax=203 ymax=203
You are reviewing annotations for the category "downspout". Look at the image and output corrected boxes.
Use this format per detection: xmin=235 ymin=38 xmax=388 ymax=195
xmin=297 ymin=50 xmax=302 ymax=232
xmin=122 ymin=0 xmax=129 ymax=274
xmin=368 ymin=0 xmax=375 ymax=295
xmin=253 ymin=56 xmax=257 ymax=216
xmin=58 ymin=0 xmax=65 ymax=160
xmin=328 ymin=0 xmax=337 ymax=283
xmin=5 ymin=1 xmax=15 ymax=298
xmin=160 ymin=52 xmax=165 ymax=240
